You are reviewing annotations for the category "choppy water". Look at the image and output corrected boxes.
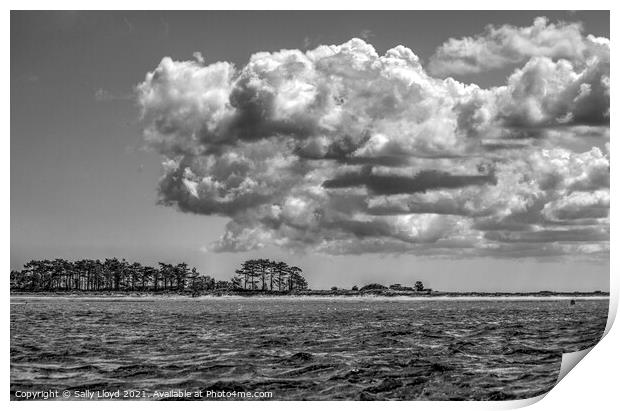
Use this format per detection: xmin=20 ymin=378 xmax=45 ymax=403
xmin=11 ymin=297 xmax=607 ymax=400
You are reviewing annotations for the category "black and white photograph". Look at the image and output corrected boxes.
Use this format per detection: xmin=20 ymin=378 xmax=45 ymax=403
xmin=9 ymin=9 xmax=611 ymax=402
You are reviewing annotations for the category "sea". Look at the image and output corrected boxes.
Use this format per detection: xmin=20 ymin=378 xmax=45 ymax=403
xmin=10 ymin=297 xmax=608 ymax=400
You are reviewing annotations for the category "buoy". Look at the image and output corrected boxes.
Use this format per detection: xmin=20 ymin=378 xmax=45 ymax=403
xmin=570 ymin=299 xmax=576 ymax=305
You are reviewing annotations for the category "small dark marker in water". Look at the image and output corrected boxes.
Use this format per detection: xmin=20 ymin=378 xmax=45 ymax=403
xmin=570 ymin=299 xmax=576 ymax=305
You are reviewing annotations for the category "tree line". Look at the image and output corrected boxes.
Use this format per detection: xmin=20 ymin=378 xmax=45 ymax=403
xmin=10 ymin=258 xmax=308 ymax=294
xmin=9 ymin=258 xmax=214 ymax=292
xmin=232 ymin=259 xmax=308 ymax=291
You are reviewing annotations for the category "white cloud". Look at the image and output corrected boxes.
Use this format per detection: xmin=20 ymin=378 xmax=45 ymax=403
xmin=494 ymin=54 xmax=609 ymax=129
xmin=136 ymin=34 xmax=609 ymax=259
xmin=428 ymin=17 xmax=608 ymax=77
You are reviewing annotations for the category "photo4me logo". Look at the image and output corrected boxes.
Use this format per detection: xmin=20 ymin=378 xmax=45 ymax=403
xmin=202 ymin=390 xmax=273 ymax=399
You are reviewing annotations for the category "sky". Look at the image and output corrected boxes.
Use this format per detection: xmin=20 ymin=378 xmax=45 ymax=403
xmin=11 ymin=11 xmax=609 ymax=291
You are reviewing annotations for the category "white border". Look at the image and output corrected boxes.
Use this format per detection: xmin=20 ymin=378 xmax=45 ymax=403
xmin=4 ymin=2 xmax=617 ymax=410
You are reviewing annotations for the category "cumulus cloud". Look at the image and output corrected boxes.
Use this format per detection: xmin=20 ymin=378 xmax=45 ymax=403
xmin=495 ymin=55 xmax=609 ymax=129
xmin=428 ymin=17 xmax=609 ymax=77
xmin=137 ymin=25 xmax=609 ymax=259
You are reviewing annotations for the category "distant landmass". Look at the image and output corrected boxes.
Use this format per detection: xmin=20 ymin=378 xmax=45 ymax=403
xmin=10 ymin=290 xmax=609 ymax=299
xmin=10 ymin=257 xmax=608 ymax=298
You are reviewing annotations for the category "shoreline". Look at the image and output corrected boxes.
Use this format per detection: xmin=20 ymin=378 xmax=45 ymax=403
xmin=10 ymin=290 xmax=610 ymax=302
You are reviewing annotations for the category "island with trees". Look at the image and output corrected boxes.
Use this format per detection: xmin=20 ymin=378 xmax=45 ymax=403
xmin=9 ymin=258 xmax=308 ymax=296
xmin=9 ymin=257 xmax=609 ymax=298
